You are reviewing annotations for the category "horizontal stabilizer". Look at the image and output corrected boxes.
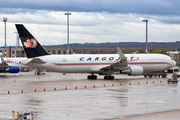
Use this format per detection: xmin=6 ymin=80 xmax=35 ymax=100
xmin=28 ymin=58 xmax=46 ymax=64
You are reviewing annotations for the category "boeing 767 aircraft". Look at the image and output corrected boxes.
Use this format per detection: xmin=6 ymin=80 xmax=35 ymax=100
xmin=15 ymin=24 xmax=176 ymax=79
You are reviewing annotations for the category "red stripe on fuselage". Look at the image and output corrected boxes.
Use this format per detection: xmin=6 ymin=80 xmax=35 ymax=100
xmin=128 ymin=63 xmax=170 ymax=65
xmin=52 ymin=62 xmax=170 ymax=66
xmin=52 ymin=63 xmax=113 ymax=66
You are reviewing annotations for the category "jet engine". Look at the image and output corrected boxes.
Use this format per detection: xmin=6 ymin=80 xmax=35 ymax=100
xmin=3 ymin=66 xmax=20 ymax=73
xmin=121 ymin=66 xmax=143 ymax=76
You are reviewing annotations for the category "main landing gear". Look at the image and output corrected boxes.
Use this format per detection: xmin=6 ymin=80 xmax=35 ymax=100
xmin=87 ymin=74 xmax=97 ymax=79
xmin=104 ymin=75 xmax=114 ymax=80
xmin=34 ymin=68 xmax=45 ymax=75
xmin=87 ymin=74 xmax=115 ymax=80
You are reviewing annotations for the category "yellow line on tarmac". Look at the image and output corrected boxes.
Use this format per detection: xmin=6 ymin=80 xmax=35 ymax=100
xmin=119 ymin=117 xmax=125 ymax=119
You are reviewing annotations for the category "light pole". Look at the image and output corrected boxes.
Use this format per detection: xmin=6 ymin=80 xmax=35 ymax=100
xmin=142 ymin=19 xmax=148 ymax=54
xmin=14 ymin=32 xmax=19 ymax=47
xmin=64 ymin=12 xmax=71 ymax=54
xmin=3 ymin=18 xmax=7 ymax=57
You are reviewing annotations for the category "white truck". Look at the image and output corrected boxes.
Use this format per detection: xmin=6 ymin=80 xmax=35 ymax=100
xmin=167 ymin=73 xmax=178 ymax=83
xmin=166 ymin=67 xmax=180 ymax=77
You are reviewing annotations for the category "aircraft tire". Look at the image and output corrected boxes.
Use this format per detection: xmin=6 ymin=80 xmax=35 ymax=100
xmin=93 ymin=75 xmax=97 ymax=79
xmin=104 ymin=76 xmax=114 ymax=80
xmin=110 ymin=76 xmax=114 ymax=79
xmin=87 ymin=75 xmax=97 ymax=79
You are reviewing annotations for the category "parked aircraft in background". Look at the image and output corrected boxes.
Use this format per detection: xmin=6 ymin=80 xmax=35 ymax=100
xmin=4 ymin=57 xmax=29 ymax=69
xmin=0 ymin=46 xmax=39 ymax=74
xmin=3 ymin=57 xmax=44 ymax=74
xmin=15 ymin=24 xmax=176 ymax=79
xmin=0 ymin=54 xmax=20 ymax=73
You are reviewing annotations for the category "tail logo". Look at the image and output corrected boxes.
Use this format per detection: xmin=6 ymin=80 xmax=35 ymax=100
xmin=23 ymin=38 xmax=37 ymax=48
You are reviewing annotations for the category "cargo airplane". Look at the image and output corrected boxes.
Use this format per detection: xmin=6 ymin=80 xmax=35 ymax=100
xmin=15 ymin=24 xmax=176 ymax=79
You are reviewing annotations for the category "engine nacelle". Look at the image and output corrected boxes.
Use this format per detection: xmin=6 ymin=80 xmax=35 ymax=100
xmin=121 ymin=66 xmax=143 ymax=76
xmin=4 ymin=66 xmax=20 ymax=73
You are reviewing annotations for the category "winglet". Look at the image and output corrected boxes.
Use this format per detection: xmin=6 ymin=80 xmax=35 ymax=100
xmin=117 ymin=47 xmax=127 ymax=63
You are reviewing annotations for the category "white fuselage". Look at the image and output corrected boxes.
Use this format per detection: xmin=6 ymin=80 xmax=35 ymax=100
xmin=21 ymin=54 xmax=176 ymax=73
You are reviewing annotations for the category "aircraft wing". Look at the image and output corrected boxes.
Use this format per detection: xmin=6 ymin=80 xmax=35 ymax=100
xmin=89 ymin=47 xmax=128 ymax=72
xmin=109 ymin=47 xmax=128 ymax=70
xmin=100 ymin=47 xmax=128 ymax=71
xmin=89 ymin=65 xmax=110 ymax=72
xmin=20 ymin=58 xmax=46 ymax=65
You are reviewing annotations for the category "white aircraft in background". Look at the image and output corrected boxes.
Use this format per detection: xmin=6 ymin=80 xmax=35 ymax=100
xmin=0 ymin=49 xmax=29 ymax=74
xmin=0 ymin=47 xmax=28 ymax=72
xmin=15 ymin=24 xmax=176 ymax=80
xmin=0 ymin=53 xmax=20 ymax=73
xmin=4 ymin=57 xmax=28 ymax=68
xmin=3 ymin=57 xmax=43 ymax=74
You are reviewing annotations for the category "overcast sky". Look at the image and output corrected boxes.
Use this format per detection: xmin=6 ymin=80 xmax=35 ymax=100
xmin=0 ymin=0 xmax=180 ymax=46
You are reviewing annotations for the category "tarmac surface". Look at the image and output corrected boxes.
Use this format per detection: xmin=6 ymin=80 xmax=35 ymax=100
xmin=0 ymin=72 xmax=180 ymax=120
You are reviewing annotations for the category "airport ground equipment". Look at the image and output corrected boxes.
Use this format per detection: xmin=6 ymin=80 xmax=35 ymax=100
xmin=9 ymin=111 xmax=36 ymax=120
xmin=169 ymin=52 xmax=180 ymax=77
xmin=20 ymin=68 xmax=30 ymax=72
xmin=143 ymin=71 xmax=167 ymax=78
xmin=177 ymin=72 xmax=180 ymax=77
xmin=166 ymin=67 xmax=180 ymax=77
xmin=167 ymin=73 xmax=178 ymax=83
xmin=34 ymin=68 xmax=45 ymax=75
xmin=169 ymin=52 xmax=180 ymax=66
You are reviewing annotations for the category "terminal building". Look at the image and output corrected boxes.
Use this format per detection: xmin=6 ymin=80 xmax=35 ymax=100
xmin=2 ymin=46 xmax=73 ymax=57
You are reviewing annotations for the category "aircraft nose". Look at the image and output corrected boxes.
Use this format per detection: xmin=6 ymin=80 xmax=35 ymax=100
xmin=172 ymin=60 xmax=176 ymax=67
